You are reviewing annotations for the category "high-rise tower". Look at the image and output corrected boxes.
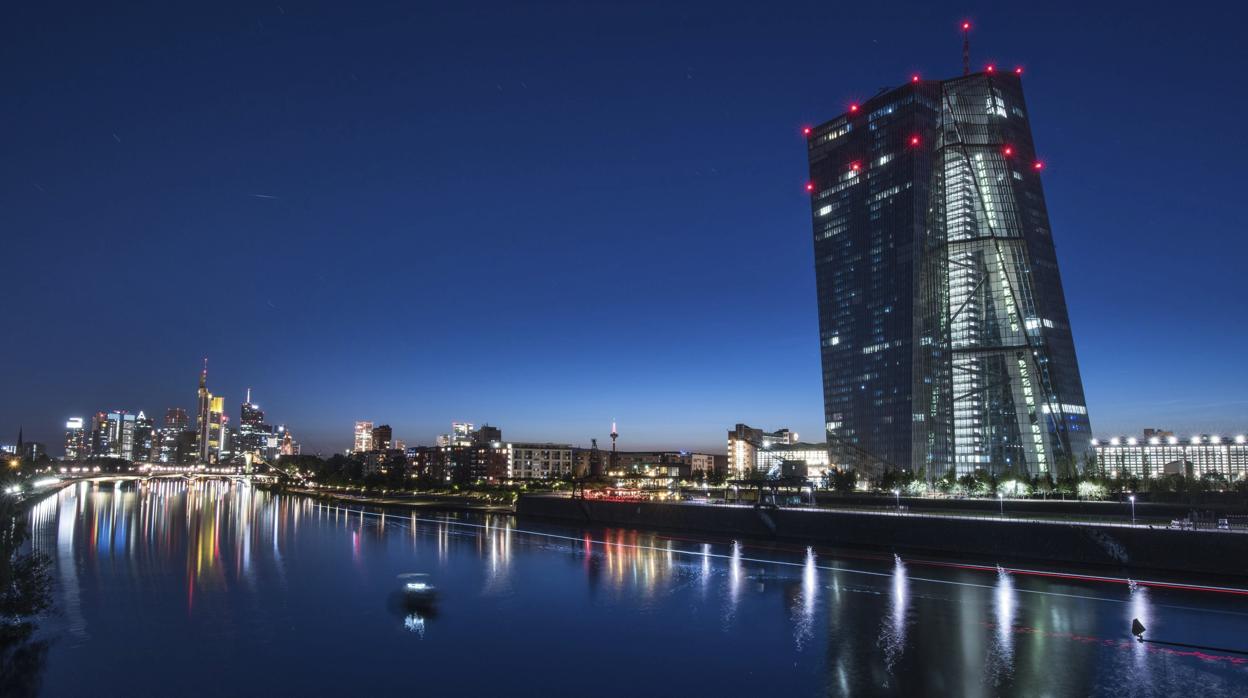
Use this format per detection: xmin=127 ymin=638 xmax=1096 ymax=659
xmin=195 ymin=360 xmax=225 ymax=463
xmin=609 ymin=420 xmax=618 ymax=473
xmin=805 ymin=67 xmax=1092 ymax=480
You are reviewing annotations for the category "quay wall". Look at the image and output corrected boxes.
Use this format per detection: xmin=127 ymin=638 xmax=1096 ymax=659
xmin=516 ymin=496 xmax=1248 ymax=578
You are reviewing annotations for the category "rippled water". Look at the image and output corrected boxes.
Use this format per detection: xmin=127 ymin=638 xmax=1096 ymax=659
xmin=24 ymin=480 xmax=1248 ymax=696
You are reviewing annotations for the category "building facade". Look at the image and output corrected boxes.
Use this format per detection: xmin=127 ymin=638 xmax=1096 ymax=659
xmin=196 ymin=363 xmax=225 ymax=463
xmin=806 ymin=69 xmax=1092 ymax=480
xmin=1095 ymin=434 xmax=1248 ymax=481
xmin=64 ymin=417 xmax=85 ymax=459
xmin=236 ymin=389 xmax=272 ymax=462
xmin=507 ymin=443 xmax=573 ymax=479
xmin=353 ymin=421 xmax=374 ymax=453
xmin=133 ymin=411 xmax=155 ymax=462
xmin=371 ymin=424 xmax=393 ymax=452
xmin=105 ymin=410 xmax=136 ymax=459
xmin=727 ymin=424 xmax=799 ymax=478
xmin=754 ymin=443 xmax=833 ymax=480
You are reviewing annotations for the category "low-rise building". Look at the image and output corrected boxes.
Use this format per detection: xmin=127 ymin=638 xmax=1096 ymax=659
xmin=1094 ymin=433 xmax=1248 ymax=480
xmin=508 ymin=443 xmax=573 ymax=479
xmin=728 ymin=424 xmax=821 ymax=478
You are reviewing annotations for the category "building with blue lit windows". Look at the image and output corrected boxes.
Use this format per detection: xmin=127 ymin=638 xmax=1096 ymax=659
xmin=806 ymin=69 xmax=1092 ymax=480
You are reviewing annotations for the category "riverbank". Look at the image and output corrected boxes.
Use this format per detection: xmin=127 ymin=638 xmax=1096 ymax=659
xmin=516 ymin=495 xmax=1248 ymax=580
xmin=276 ymin=485 xmax=515 ymax=514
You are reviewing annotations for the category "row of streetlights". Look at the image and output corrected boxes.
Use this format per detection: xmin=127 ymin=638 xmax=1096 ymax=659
xmin=889 ymin=489 xmax=1140 ymax=525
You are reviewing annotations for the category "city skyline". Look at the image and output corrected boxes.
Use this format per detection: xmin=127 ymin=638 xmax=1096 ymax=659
xmin=5 ymin=3 xmax=1248 ymax=454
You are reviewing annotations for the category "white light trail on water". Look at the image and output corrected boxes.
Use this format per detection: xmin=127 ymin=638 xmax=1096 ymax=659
xmin=312 ymin=503 xmax=1248 ymax=606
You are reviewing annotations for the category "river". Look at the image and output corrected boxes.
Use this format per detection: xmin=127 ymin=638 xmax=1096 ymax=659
xmin=23 ymin=479 xmax=1248 ymax=696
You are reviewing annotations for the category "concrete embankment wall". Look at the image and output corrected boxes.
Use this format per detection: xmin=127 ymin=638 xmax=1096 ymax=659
xmin=809 ymin=494 xmax=1245 ymax=520
xmin=516 ymin=496 xmax=1248 ymax=578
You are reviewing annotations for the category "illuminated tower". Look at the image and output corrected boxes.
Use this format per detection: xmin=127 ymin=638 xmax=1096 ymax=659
xmin=805 ymin=65 xmax=1092 ymax=480
xmin=64 ymin=418 xmax=85 ymax=460
xmin=195 ymin=359 xmax=225 ymax=463
xmin=609 ymin=420 xmax=618 ymax=473
xmin=353 ymin=421 xmax=374 ymax=453
xmin=196 ymin=360 xmax=211 ymax=462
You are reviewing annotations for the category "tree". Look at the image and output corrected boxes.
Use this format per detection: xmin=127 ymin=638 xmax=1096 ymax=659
xmin=0 ymin=489 xmax=54 ymax=695
xmin=830 ymin=469 xmax=858 ymax=494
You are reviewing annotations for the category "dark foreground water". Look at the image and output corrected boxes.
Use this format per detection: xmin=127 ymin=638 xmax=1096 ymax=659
xmin=22 ymin=480 xmax=1248 ymax=696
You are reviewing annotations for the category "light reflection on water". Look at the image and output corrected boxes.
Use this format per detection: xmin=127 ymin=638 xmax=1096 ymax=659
xmin=26 ymin=480 xmax=1248 ymax=697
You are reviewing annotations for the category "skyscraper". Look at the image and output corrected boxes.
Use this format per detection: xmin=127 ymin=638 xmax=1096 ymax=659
xmin=195 ymin=361 xmax=225 ymax=463
xmin=63 ymin=417 xmax=84 ymax=460
xmin=805 ymin=68 xmax=1092 ymax=480
xmin=353 ymin=421 xmax=374 ymax=453
xmin=157 ymin=407 xmax=191 ymax=464
xmin=371 ymin=424 xmax=393 ymax=452
xmin=236 ymin=388 xmax=271 ymax=461
xmin=103 ymin=410 xmax=136 ymax=459
xmin=133 ymin=411 xmax=155 ymax=462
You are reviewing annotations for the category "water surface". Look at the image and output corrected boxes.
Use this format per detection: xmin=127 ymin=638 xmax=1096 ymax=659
xmin=27 ymin=480 xmax=1248 ymax=696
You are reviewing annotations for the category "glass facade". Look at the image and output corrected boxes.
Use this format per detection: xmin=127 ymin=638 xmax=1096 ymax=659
xmin=807 ymin=72 xmax=1092 ymax=480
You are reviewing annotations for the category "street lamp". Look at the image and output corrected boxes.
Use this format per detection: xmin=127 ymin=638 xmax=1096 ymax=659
xmin=893 ymin=488 xmax=901 ymax=513
xmin=998 ymin=492 xmax=1004 ymax=517
xmin=1129 ymin=494 xmax=1136 ymax=525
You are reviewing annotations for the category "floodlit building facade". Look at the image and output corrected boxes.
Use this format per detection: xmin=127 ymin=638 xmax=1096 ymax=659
xmin=196 ymin=363 xmax=226 ymax=463
xmin=727 ymin=424 xmax=801 ymax=478
xmin=353 ymin=421 xmax=374 ymax=453
xmin=1095 ymin=434 xmax=1248 ymax=480
xmin=63 ymin=418 xmax=84 ymax=459
xmin=806 ymin=69 xmax=1092 ymax=480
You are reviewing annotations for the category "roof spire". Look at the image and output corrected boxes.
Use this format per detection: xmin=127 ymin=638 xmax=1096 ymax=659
xmin=961 ymin=21 xmax=971 ymax=76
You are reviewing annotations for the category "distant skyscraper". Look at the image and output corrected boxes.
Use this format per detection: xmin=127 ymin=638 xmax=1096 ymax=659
xmin=158 ymin=408 xmax=191 ymax=464
xmin=165 ymin=407 xmax=189 ymax=430
xmin=805 ymin=68 xmax=1092 ymax=479
xmin=103 ymin=410 xmax=136 ymax=459
xmin=193 ymin=362 xmax=227 ymax=463
xmin=236 ymin=388 xmax=271 ymax=461
xmin=278 ymin=426 xmax=298 ymax=456
xmin=354 ymin=421 xmax=374 ymax=453
xmin=133 ymin=411 xmax=155 ymax=462
xmin=90 ymin=411 xmax=109 ymax=457
xmin=371 ymin=424 xmax=393 ymax=452
xmin=63 ymin=417 xmax=84 ymax=460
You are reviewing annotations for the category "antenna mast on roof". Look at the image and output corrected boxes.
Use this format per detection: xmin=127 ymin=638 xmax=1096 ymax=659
xmin=962 ymin=21 xmax=971 ymax=76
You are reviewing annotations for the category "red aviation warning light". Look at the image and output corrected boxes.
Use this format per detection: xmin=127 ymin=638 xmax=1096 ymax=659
xmin=849 ymin=103 xmax=859 ymax=113
xmin=1033 ymin=160 xmax=1044 ymax=171
xmin=802 ymin=126 xmax=812 ymax=137
xmin=962 ymin=21 xmax=971 ymax=31
xmin=850 ymin=161 xmax=861 ymax=172
xmin=1014 ymin=66 xmax=1024 ymax=75
xmin=1003 ymin=146 xmax=1014 ymax=156
xmin=909 ymin=135 xmax=920 ymax=146
xmin=805 ymin=181 xmax=815 ymax=193
xmin=911 ymin=74 xmax=920 ymax=83
xmin=986 ymin=64 xmax=996 ymax=73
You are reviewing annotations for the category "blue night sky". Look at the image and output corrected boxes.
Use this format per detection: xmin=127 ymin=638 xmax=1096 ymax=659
xmin=3 ymin=1 xmax=1246 ymax=454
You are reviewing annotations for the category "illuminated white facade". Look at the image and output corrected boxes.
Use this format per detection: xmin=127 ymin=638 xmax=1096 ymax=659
xmin=1094 ymin=434 xmax=1248 ymax=480
xmin=755 ymin=444 xmax=833 ymax=479
xmin=353 ymin=421 xmax=374 ymax=453
xmin=727 ymin=424 xmax=824 ymax=478
xmin=63 ymin=417 xmax=84 ymax=459
xmin=507 ymin=443 xmax=572 ymax=479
